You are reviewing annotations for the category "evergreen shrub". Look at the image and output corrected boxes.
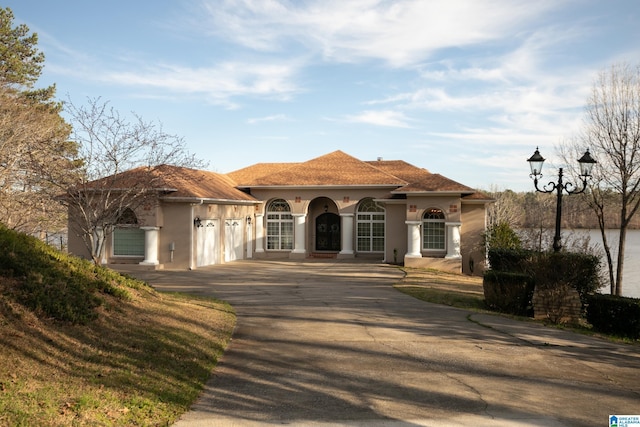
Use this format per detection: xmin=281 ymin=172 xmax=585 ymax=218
xmin=531 ymin=252 xmax=600 ymax=308
xmin=586 ymin=294 xmax=640 ymax=339
xmin=483 ymin=270 xmax=534 ymax=316
xmin=485 ymin=249 xmax=600 ymax=319
xmin=487 ymin=248 xmax=536 ymax=273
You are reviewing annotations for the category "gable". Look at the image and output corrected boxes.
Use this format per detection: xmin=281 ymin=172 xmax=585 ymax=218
xmin=227 ymin=163 xmax=299 ymax=186
xmin=153 ymin=165 xmax=257 ymax=201
xmin=392 ymin=173 xmax=476 ymax=194
xmin=230 ymin=150 xmax=407 ymax=187
xmin=80 ymin=164 xmax=257 ymax=202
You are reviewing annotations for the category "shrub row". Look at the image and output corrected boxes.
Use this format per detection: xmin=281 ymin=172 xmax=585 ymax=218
xmin=483 ymin=271 xmax=534 ymax=316
xmin=586 ymin=293 xmax=640 ymax=339
xmin=487 ymin=248 xmax=535 ymax=273
xmin=484 ymin=248 xmax=600 ymax=318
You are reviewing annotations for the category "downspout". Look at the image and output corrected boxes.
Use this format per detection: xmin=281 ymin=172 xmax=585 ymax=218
xmin=189 ymin=205 xmax=195 ymax=270
xmin=189 ymin=199 xmax=204 ymax=270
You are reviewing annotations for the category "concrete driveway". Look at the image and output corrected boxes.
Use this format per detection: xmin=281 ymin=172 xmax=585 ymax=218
xmin=123 ymin=259 xmax=640 ymax=427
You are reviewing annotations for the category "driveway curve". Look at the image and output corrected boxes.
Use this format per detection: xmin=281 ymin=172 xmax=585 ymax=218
xmin=124 ymin=259 xmax=640 ymax=427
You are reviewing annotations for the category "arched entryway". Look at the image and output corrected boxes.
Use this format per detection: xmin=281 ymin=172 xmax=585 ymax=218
xmin=309 ymin=197 xmax=340 ymax=253
xmin=316 ymin=212 xmax=340 ymax=251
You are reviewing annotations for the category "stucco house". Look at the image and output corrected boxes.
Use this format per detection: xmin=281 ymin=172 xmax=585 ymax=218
xmin=67 ymin=150 xmax=492 ymax=275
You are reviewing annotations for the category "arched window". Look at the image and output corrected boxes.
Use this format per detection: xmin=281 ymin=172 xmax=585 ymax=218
xmin=266 ymin=199 xmax=293 ymax=250
xmin=356 ymin=198 xmax=385 ymax=252
xmin=117 ymin=208 xmax=138 ymax=225
xmin=113 ymin=208 xmax=144 ymax=256
xmin=423 ymin=208 xmax=445 ymax=251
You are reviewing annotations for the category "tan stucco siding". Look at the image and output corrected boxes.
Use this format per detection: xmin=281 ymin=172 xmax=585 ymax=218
xmin=158 ymin=203 xmax=192 ymax=267
xmin=249 ymin=188 xmax=395 ymax=215
xmin=461 ymin=203 xmax=488 ymax=275
xmin=384 ymin=203 xmax=407 ymax=264
xmin=404 ymin=195 xmax=462 ymax=223
xmin=249 ymin=188 xmax=395 ymax=256
xmin=67 ymin=204 xmax=90 ymax=260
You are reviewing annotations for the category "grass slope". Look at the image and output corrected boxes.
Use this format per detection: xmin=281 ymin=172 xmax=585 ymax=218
xmin=0 ymin=226 xmax=236 ymax=426
xmin=394 ymin=267 xmax=487 ymax=311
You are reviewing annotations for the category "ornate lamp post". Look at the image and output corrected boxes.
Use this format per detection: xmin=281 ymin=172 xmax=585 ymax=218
xmin=527 ymin=147 xmax=597 ymax=252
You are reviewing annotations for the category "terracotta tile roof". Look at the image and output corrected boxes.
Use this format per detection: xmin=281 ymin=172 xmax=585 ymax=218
xmin=231 ymin=151 xmax=407 ymax=186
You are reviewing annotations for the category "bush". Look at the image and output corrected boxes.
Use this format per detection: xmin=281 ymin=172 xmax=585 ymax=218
xmin=483 ymin=270 xmax=534 ymax=316
xmin=484 ymin=221 xmax=522 ymax=251
xmin=586 ymin=294 xmax=640 ymax=339
xmin=487 ymin=248 xmax=536 ymax=273
xmin=485 ymin=249 xmax=600 ymax=321
xmin=531 ymin=252 xmax=601 ymax=309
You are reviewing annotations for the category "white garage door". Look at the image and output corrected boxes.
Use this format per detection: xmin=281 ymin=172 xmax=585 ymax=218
xmin=196 ymin=219 xmax=219 ymax=267
xmin=224 ymin=219 xmax=243 ymax=262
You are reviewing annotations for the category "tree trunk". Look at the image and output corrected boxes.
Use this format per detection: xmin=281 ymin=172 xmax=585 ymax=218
xmin=615 ymin=225 xmax=626 ymax=296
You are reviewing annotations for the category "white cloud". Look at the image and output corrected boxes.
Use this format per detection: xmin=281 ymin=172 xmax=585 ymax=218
xmin=97 ymin=60 xmax=301 ymax=107
xmin=247 ymin=114 xmax=291 ymax=124
xmin=344 ymin=109 xmax=412 ymax=128
xmin=197 ymin=0 xmax=563 ymax=67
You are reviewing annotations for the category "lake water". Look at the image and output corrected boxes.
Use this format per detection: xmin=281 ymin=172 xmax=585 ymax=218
xmin=569 ymin=229 xmax=640 ymax=299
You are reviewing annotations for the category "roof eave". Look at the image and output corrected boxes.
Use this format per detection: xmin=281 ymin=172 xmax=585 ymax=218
xmin=160 ymin=197 xmax=260 ymax=205
xmin=462 ymin=198 xmax=496 ymax=204
xmin=392 ymin=190 xmax=475 ymax=196
xmin=239 ymin=184 xmax=404 ymax=190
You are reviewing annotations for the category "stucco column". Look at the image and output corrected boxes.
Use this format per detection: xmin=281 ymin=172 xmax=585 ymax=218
xmin=339 ymin=213 xmax=354 ymax=255
xmin=445 ymin=222 xmax=462 ymax=259
xmin=291 ymin=213 xmax=307 ymax=256
xmin=405 ymin=220 xmax=422 ymax=258
xmin=255 ymin=214 xmax=265 ymax=253
xmin=139 ymin=226 xmax=160 ymax=265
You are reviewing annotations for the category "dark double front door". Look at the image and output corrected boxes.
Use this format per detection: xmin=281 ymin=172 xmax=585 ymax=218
xmin=315 ymin=213 xmax=340 ymax=251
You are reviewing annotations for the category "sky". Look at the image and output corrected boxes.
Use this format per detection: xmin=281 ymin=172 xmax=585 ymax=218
xmin=6 ymin=0 xmax=640 ymax=191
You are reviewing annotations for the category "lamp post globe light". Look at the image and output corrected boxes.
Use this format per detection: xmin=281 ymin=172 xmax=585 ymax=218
xmin=527 ymin=147 xmax=597 ymax=252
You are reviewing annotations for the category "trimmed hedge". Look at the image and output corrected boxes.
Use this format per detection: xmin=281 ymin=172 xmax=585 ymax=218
xmin=531 ymin=252 xmax=601 ymax=308
xmin=586 ymin=294 xmax=640 ymax=339
xmin=485 ymin=248 xmax=601 ymax=320
xmin=487 ymin=248 xmax=536 ymax=273
xmin=483 ymin=270 xmax=534 ymax=316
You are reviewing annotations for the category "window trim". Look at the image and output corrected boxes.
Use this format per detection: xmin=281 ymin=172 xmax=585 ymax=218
xmin=356 ymin=198 xmax=385 ymax=253
xmin=422 ymin=208 xmax=446 ymax=251
xmin=266 ymin=199 xmax=294 ymax=251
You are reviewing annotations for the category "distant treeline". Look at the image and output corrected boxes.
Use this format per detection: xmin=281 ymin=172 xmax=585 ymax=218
xmin=487 ymin=190 xmax=640 ymax=230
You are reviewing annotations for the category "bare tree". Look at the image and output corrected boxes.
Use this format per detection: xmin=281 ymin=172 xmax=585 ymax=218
xmin=485 ymin=186 xmax=523 ymax=227
xmin=54 ymin=97 xmax=206 ymax=264
xmin=0 ymin=85 xmax=72 ymax=233
xmin=566 ymin=62 xmax=640 ymax=296
xmin=0 ymin=7 xmax=74 ymax=235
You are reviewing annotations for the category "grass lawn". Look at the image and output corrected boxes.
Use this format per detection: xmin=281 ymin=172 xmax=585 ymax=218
xmin=394 ymin=267 xmax=487 ymax=311
xmin=0 ymin=277 xmax=235 ymax=426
